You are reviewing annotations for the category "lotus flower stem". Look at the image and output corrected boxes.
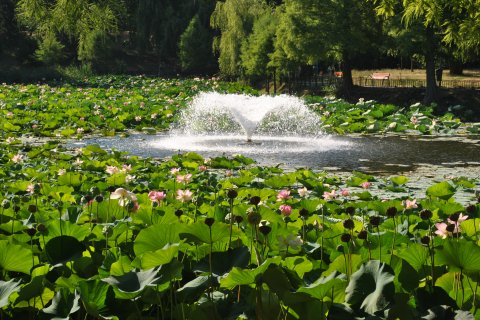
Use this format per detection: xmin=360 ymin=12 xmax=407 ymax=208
xmin=208 ymin=225 xmax=213 ymax=301
xmin=228 ymin=199 xmax=234 ymax=249
xmin=473 ymin=218 xmax=479 ymax=243
xmin=390 ymin=218 xmax=397 ymax=264
xmin=342 ymin=250 xmax=349 ymax=281
xmin=377 ymin=226 xmax=381 ymax=261
xmin=428 ymin=219 xmax=435 ymax=288
xmin=460 ymin=269 xmax=465 ymax=308
xmin=320 ymin=206 xmax=325 ymax=265
xmin=474 ymin=280 xmax=479 ymax=315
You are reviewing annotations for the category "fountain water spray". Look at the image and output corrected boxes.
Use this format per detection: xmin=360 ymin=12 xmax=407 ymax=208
xmin=175 ymin=92 xmax=322 ymax=141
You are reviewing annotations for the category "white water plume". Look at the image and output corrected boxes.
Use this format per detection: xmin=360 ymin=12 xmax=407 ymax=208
xmin=175 ymin=92 xmax=322 ymax=141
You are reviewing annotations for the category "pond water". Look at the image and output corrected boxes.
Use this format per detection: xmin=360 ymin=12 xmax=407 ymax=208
xmin=71 ymin=133 xmax=480 ymax=174
xmin=70 ymin=133 xmax=480 ymax=203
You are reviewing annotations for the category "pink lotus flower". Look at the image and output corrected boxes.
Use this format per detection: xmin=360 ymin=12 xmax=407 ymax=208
xmin=225 ymin=170 xmax=233 ymax=177
xmin=435 ymin=222 xmax=449 ymax=239
xmin=74 ymin=158 xmax=84 ymax=166
xmin=404 ymin=199 xmax=418 ymax=210
xmin=121 ymin=164 xmax=132 ymax=172
xmin=410 ymin=116 xmax=418 ymax=125
xmin=176 ymin=189 xmax=193 ymax=202
xmin=340 ymin=189 xmax=350 ymax=197
xmin=277 ymin=234 xmax=303 ymax=250
xmin=170 ymin=168 xmax=180 ymax=175
xmin=110 ymin=188 xmax=137 ymax=207
xmin=298 ymin=187 xmax=309 ymax=197
xmin=361 ymin=181 xmax=372 ymax=189
xmin=176 ymin=174 xmax=192 ymax=184
xmin=149 ymin=191 xmax=166 ymax=203
xmin=448 ymin=213 xmax=468 ymax=225
xmin=106 ymin=165 xmax=120 ymax=175
xmin=323 ymin=190 xmax=337 ymax=201
xmin=26 ymin=183 xmax=35 ymax=194
xmin=198 ymin=165 xmax=207 ymax=172
xmin=279 ymin=204 xmax=292 ymax=217
xmin=11 ymin=154 xmax=24 ymax=163
xmin=277 ymin=190 xmax=291 ymax=201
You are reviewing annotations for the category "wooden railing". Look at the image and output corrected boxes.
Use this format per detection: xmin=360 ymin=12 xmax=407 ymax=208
xmin=354 ymin=77 xmax=480 ymax=89
xmin=290 ymin=76 xmax=480 ymax=90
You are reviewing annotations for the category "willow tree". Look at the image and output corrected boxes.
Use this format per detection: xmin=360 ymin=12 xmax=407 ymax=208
xmin=372 ymin=0 xmax=480 ymax=103
xmin=274 ymin=0 xmax=380 ymax=93
xmin=240 ymin=14 xmax=278 ymax=81
xmin=0 ymin=0 xmax=16 ymax=55
xmin=16 ymin=0 xmax=122 ymax=65
xmin=179 ymin=14 xmax=216 ymax=74
xmin=210 ymin=0 xmax=269 ymax=78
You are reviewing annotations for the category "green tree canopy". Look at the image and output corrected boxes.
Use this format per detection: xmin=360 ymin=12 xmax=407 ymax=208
xmin=211 ymin=0 xmax=269 ymax=78
xmin=16 ymin=0 xmax=122 ymax=65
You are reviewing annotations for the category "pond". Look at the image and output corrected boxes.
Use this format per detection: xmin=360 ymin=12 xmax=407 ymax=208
xmin=71 ymin=133 xmax=480 ymax=174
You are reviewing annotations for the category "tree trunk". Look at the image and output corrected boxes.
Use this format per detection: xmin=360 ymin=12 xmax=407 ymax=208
xmin=341 ymin=54 xmax=353 ymax=96
xmin=449 ymin=59 xmax=464 ymax=75
xmin=273 ymin=70 xmax=277 ymax=95
xmin=424 ymin=26 xmax=437 ymax=104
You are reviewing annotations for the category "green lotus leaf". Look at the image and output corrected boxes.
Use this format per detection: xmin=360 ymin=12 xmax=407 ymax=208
xmin=323 ymin=254 xmax=363 ymax=277
xmin=261 ymin=264 xmax=294 ymax=300
xmin=180 ymin=221 xmax=232 ymax=244
xmin=139 ymin=243 xmax=180 ymax=270
xmin=264 ymin=175 xmax=296 ymax=189
xmin=435 ymin=271 xmax=475 ymax=307
xmin=390 ymin=176 xmax=408 ymax=185
xmin=193 ymin=246 xmax=249 ymax=277
xmin=84 ymin=144 xmax=107 ymax=155
xmin=44 ymin=221 xmax=90 ymax=242
xmin=176 ymin=275 xmax=211 ymax=304
xmin=435 ymin=239 xmax=480 ymax=273
xmin=396 ymin=243 xmax=428 ymax=272
xmin=110 ymin=255 xmax=134 ymax=276
xmin=281 ymin=292 xmax=329 ymax=320
xmin=45 ymin=236 xmax=85 ymax=265
xmin=77 ymin=280 xmax=114 ymax=318
xmin=133 ymin=223 xmax=181 ymax=256
xmin=220 ymin=257 xmax=282 ymax=290
xmin=41 ymin=288 xmax=80 ymax=320
xmin=345 ymin=260 xmax=395 ymax=315
xmin=0 ymin=240 xmax=36 ymax=274
xmin=15 ymin=276 xmax=46 ymax=305
xmin=426 ymin=181 xmax=456 ymax=200
xmin=298 ymin=271 xmax=347 ymax=302
xmin=57 ymin=173 xmax=87 ymax=187
xmin=101 ymin=267 xmax=159 ymax=294
xmin=0 ymin=279 xmax=22 ymax=308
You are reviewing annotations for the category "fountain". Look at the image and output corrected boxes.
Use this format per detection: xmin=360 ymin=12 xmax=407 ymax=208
xmin=175 ymin=92 xmax=322 ymax=142
xmin=73 ymin=92 xmax=480 ymax=179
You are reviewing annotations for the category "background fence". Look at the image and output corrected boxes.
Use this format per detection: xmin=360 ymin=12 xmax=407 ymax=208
xmin=290 ymin=75 xmax=480 ymax=90
xmin=354 ymin=77 xmax=480 ymax=89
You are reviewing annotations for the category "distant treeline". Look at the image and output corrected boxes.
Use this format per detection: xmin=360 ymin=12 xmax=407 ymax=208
xmin=1 ymin=0 xmax=479 ymax=102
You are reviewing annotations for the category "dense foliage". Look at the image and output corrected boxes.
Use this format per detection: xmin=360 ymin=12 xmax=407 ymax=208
xmin=0 ymin=76 xmax=480 ymax=319
xmin=1 ymin=0 xmax=479 ymax=94
xmin=0 ymin=138 xmax=479 ymax=319
xmin=1 ymin=76 xmax=478 ymax=140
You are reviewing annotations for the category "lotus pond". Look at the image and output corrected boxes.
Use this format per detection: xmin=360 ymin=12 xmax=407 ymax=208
xmin=0 ymin=76 xmax=479 ymax=319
